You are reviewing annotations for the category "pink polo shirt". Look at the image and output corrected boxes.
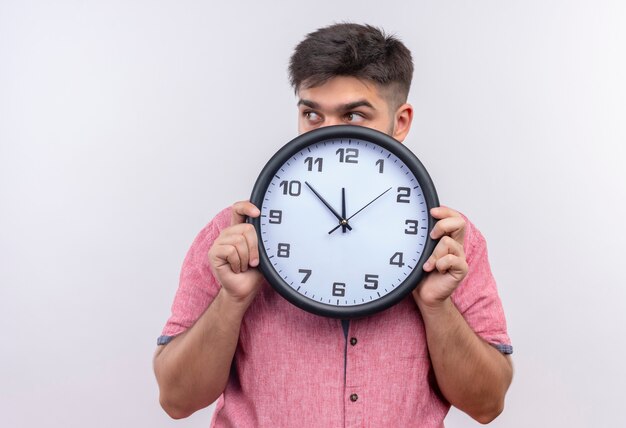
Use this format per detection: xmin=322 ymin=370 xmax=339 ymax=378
xmin=159 ymin=207 xmax=512 ymax=427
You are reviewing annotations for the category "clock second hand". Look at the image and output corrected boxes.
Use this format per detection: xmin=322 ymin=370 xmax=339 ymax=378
xmin=328 ymin=187 xmax=392 ymax=235
xmin=304 ymin=181 xmax=353 ymax=231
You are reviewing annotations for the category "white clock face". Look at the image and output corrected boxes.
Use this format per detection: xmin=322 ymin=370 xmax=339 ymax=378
xmin=258 ymin=135 xmax=431 ymax=311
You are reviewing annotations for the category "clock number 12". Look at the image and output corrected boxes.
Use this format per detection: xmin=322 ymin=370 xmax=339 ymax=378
xmin=336 ymin=148 xmax=359 ymax=164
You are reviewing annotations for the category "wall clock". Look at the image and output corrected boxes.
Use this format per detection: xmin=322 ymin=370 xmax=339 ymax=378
xmin=249 ymin=125 xmax=439 ymax=318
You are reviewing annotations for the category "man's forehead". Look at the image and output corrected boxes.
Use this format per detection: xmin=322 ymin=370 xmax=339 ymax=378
xmin=300 ymin=76 xmax=377 ymax=91
xmin=296 ymin=78 xmax=384 ymax=110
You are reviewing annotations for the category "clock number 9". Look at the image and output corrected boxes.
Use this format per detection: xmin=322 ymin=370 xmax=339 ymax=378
xmin=396 ymin=187 xmax=411 ymax=203
xmin=336 ymin=148 xmax=359 ymax=164
xmin=269 ymin=210 xmax=282 ymax=224
xmin=332 ymin=282 xmax=346 ymax=297
xmin=279 ymin=180 xmax=301 ymax=196
xmin=364 ymin=274 xmax=379 ymax=290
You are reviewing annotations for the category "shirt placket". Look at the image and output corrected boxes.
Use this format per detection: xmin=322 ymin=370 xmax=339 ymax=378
xmin=344 ymin=319 xmax=364 ymax=428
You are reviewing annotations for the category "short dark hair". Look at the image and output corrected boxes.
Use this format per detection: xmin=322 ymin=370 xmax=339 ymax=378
xmin=288 ymin=23 xmax=414 ymax=107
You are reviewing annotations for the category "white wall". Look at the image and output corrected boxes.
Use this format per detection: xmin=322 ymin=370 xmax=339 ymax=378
xmin=1 ymin=1 xmax=625 ymax=427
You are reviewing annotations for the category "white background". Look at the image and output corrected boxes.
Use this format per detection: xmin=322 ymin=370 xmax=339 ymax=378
xmin=1 ymin=1 xmax=625 ymax=427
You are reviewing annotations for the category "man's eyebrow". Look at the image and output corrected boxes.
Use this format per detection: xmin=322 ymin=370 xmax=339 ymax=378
xmin=297 ymin=99 xmax=320 ymax=109
xmin=297 ymin=99 xmax=375 ymax=111
xmin=340 ymin=100 xmax=375 ymax=111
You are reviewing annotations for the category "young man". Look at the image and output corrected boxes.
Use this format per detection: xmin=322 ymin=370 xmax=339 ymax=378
xmin=154 ymin=23 xmax=513 ymax=427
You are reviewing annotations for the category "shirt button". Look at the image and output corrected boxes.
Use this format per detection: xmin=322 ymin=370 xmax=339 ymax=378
xmin=350 ymin=393 xmax=358 ymax=402
xmin=350 ymin=337 xmax=357 ymax=346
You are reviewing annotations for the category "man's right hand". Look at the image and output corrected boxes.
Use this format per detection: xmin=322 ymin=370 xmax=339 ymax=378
xmin=208 ymin=201 xmax=264 ymax=305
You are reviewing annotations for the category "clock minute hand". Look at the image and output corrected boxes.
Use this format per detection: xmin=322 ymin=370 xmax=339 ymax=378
xmin=328 ymin=187 xmax=392 ymax=234
xmin=304 ymin=181 xmax=353 ymax=231
xmin=341 ymin=187 xmax=347 ymax=234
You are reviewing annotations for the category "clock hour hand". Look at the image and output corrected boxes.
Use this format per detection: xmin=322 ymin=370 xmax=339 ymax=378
xmin=328 ymin=187 xmax=392 ymax=234
xmin=305 ymin=181 xmax=353 ymax=231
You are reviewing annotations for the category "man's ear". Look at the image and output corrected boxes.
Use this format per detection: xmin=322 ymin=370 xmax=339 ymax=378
xmin=392 ymin=103 xmax=413 ymax=143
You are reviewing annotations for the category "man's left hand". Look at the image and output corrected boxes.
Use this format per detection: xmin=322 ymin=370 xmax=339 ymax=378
xmin=413 ymin=206 xmax=468 ymax=308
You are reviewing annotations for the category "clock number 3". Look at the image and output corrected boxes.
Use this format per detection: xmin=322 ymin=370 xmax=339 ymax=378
xmin=404 ymin=219 xmax=418 ymax=234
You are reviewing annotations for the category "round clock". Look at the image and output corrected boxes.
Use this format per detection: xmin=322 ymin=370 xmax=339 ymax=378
xmin=249 ymin=125 xmax=439 ymax=318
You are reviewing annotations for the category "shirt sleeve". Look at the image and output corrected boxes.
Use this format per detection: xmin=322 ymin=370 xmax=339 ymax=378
xmin=157 ymin=207 xmax=231 ymax=345
xmin=450 ymin=215 xmax=513 ymax=354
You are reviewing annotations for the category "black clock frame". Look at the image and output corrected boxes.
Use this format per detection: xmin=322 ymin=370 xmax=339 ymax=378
xmin=249 ymin=125 xmax=439 ymax=319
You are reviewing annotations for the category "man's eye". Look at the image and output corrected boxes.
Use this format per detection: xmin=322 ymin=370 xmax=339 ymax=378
xmin=346 ymin=112 xmax=365 ymax=123
xmin=305 ymin=111 xmax=322 ymax=122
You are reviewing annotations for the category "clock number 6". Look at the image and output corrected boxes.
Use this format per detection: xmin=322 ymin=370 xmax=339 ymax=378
xmin=364 ymin=274 xmax=379 ymax=290
xmin=332 ymin=282 xmax=346 ymax=297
